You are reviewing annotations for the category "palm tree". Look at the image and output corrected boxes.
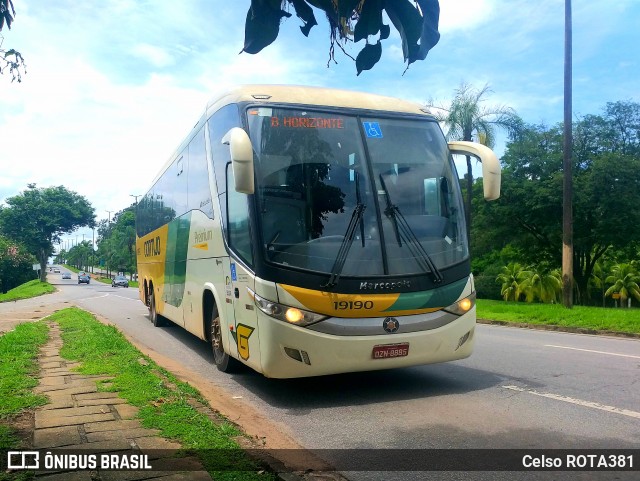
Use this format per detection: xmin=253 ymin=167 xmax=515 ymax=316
xmin=605 ymin=263 xmax=640 ymax=308
xmin=589 ymin=259 xmax=609 ymax=307
xmin=519 ymin=266 xmax=562 ymax=304
xmin=427 ymin=83 xmax=520 ymax=243
xmin=496 ymin=262 xmax=528 ymax=302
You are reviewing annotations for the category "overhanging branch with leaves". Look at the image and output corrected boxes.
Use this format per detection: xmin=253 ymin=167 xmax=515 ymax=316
xmin=242 ymin=0 xmax=441 ymax=74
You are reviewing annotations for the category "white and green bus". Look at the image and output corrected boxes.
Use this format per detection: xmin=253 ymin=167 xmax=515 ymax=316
xmin=136 ymin=85 xmax=500 ymax=379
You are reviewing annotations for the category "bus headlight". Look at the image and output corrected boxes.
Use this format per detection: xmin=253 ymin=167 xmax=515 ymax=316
xmin=248 ymin=289 xmax=328 ymax=327
xmin=443 ymin=292 xmax=476 ymax=316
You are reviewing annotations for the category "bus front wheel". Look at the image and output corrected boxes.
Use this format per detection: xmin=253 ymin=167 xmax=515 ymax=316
xmin=210 ymin=308 xmax=238 ymax=372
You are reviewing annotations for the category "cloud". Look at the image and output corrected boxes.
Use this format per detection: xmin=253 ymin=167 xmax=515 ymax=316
xmin=130 ymin=43 xmax=174 ymax=68
xmin=438 ymin=0 xmax=496 ymax=32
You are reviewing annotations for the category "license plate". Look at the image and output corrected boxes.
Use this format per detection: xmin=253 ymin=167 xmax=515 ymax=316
xmin=372 ymin=343 xmax=409 ymax=359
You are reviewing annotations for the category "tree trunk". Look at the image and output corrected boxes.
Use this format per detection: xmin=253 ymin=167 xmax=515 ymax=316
xmin=39 ymin=249 xmax=48 ymax=282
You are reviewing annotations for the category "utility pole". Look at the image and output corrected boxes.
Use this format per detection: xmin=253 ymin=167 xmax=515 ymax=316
xmin=129 ymin=195 xmax=140 ymax=280
xmin=92 ymin=228 xmax=95 ymax=274
xmin=106 ymin=210 xmax=113 ymax=279
xmin=562 ymin=0 xmax=573 ymax=308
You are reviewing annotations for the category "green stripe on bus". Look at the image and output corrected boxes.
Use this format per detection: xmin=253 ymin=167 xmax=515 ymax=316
xmin=383 ymin=277 xmax=467 ymax=312
xmin=164 ymin=213 xmax=191 ymax=307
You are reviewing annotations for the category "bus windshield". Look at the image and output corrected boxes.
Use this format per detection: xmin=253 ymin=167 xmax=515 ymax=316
xmin=246 ymin=107 xmax=468 ymax=278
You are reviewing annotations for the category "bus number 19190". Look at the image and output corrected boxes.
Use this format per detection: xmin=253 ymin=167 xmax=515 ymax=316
xmin=333 ymin=300 xmax=374 ymax=310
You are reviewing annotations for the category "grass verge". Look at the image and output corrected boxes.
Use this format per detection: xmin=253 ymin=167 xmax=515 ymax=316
xmin=477 ymin=299 xmax=640 ymax=334
xmin=0 ymin=280 xmax=55 ymax=303
xmin=0 ymin=321 xmax=49 ymax=417
xmin=0 ymin=321 xmax=49 ymax=481
xmin=51 ymin=307 xmax=274 ymax=480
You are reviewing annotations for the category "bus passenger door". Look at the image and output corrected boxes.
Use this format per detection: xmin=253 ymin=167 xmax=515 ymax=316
xmin=222 ymin=260 xmax=261 ymax=373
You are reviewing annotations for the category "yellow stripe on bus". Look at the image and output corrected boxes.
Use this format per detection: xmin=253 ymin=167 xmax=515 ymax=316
xmin=279 ymin=284 xmax=441 ymax=318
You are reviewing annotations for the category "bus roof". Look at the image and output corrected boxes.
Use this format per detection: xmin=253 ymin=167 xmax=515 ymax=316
xmin=205 ymin=84 xmax=431 ymax=118
xmin=146 ymin=85 xmax=432 ymax=191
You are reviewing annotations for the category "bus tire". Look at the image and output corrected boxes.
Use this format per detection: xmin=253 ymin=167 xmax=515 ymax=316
xmin=210 ymin=307 xmax=238 ymax=372
xmin=149 ymin=291 xmax=165 ymax=327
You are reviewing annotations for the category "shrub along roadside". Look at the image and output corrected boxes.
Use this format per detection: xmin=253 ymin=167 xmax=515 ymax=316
xmin=0 ymin=280 xmax=55 ymax=303
xmin=50 ymin=308 xmax=274 ymax=480
xmin=477 ymin=299 xmax=640 ymax=335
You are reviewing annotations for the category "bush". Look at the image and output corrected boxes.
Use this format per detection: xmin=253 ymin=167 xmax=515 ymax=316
xmin=0 ymin=235 xmax=37 ymax=293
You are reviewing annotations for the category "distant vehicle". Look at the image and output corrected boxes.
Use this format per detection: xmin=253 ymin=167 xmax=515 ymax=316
xmin=54 ymin=268 xmax=60 ymax=273
xmin=78 ymin=273 xmax=90 ymax=284
xmin=112 ymin=275 xmax=129 ymax=288
xmin=62 ymin=273 xmax=71 ymax=279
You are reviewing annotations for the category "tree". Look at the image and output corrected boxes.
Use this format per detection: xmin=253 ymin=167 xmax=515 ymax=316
xmin=242 ymin=0 xmax=441 ymax=74
xmin=427 ymin=82 xmax=520 ymax=243
xmin=97 ymin=207 xmax=136 ymax=276
xmin=588 ymin=258 xmax=610 ymax=307
xmin=518 ymin=265 xmax=562 ymax=303
xmin=495 ymin=262 xmax=527 ymax=302
xmin=473 ymin=105 xmax=640 ymax=305
xmin=66 ymin=241 xmax=93 ymax=272
xmin=605 ymin=263 xmax=640 ymax=308
xmin=0 ymin=185 xmax=95 ymax=281
xmin=0 ymin=234 xmax=36 ymax=293
xmin=0 ymin=0 xmax=26 ymax=82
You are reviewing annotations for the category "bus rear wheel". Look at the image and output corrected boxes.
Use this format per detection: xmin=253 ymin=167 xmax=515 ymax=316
xmin=210 ymin=308 xmax=238 ymax=372
xmin=149 ymin=291 xmax=164 ymax=327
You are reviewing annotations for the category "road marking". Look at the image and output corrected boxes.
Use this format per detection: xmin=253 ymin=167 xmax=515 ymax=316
xmin=502 ymin=385 xmax=640 ymax=420
xmin=80 ymin=294 xmax=110 ymax=301
xmin=110 ymin=294 xmax=141 ymax=302
xmin=544 ymin=344 xmax=640 ymax=359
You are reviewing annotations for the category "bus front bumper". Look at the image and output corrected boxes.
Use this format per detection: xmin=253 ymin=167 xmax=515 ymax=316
xmin=255 ymin=307 xmax=476 ymax=379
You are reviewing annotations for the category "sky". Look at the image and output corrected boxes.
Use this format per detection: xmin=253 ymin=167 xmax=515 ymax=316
xmin=0 ymin=0 xmax=638 ymax=250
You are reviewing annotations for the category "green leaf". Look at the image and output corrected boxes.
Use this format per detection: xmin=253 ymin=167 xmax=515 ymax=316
xmin=353 ymin=0 xmax=383 ymax=43
xmin=241 ymin=0 xmax=292 ymax=54
xmin=356 ymin=40 xmax=382 ymax=75
xmin=384 ymin=0 xmax=422 ymax=62
xmin=380 ymin=23 xmax=391 ymax=40
xmin=413 ymin=0 xmax=441 ymax=62
xmin=289 ymin=0 xmax=318 ymax=37
xmin=337 ymin=0 xmax=361 ymax=20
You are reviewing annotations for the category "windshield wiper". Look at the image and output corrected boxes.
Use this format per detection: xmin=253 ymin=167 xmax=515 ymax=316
xmin=322 ymin=172 xmax=366 ymax=289
xmin=378 ymin=174 xmax=444 ymax=283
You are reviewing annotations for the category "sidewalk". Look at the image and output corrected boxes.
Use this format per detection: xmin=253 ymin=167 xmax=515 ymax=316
xmin=31 ymin=321 xmax=212 ymax=481
xmin=0 ymin=293 xmax=68 ymax=335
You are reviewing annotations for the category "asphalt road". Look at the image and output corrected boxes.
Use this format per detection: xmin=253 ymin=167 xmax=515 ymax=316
xmin=42 ymin=269 xmax=640 ymax=480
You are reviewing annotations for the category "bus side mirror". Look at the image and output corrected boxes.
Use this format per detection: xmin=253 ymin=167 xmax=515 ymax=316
xmin=447 ymin=141 xmax=501 ymax=201
xmin=222 ymin=127 xmax=255 ymax=194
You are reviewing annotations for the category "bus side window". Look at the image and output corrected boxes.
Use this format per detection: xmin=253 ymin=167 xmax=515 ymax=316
xmin=208 ymin=104 xmax=242 ymax=241
xmin=226 ymin=163 xmax=254 ymax=265
xmin=187 ymin=127 xmax=213 ymax=218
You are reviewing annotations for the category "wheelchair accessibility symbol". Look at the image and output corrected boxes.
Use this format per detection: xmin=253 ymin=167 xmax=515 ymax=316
xmin=362 ymin=122 xmax=383 ymax=138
